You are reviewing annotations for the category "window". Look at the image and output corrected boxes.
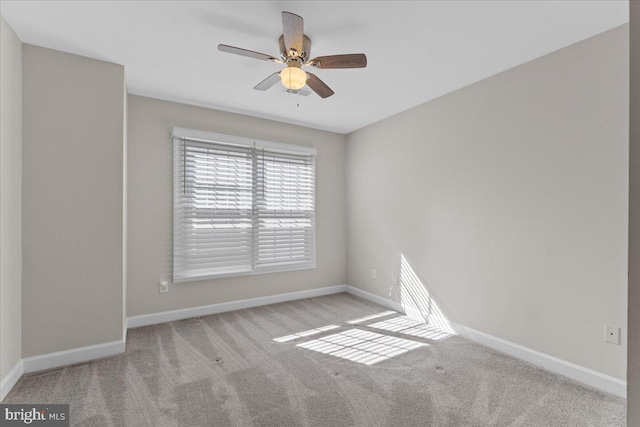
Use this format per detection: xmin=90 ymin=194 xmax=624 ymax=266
xmin=172 ymin=128 xmax=316 ymax=282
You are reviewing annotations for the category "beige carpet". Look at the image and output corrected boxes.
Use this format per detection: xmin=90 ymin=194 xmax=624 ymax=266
xmin=4 ymin=293 xmax=625 ymax=426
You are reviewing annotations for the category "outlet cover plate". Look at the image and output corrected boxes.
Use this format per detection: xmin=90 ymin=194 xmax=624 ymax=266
xmin=159 ymin=281 xmax=169 ymax=293
xmin=604 ymin=324 xmax=620 ymax=345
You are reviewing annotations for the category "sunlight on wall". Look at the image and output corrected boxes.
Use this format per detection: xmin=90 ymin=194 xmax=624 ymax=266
xmin=394 ymin=254 xmax=456 ymax=334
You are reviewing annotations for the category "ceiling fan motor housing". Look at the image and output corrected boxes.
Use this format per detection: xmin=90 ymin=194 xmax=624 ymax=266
xmin=279 ymin=34 xmax=312 ymax=63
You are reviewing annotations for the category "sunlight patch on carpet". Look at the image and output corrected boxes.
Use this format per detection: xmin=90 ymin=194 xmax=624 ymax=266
xmin=296 ymin=329 xmax=427 ymax=365
xmin=273 ymin=325 xmax=341 ymax=342
xmin=345 ymin=310 xmax=398 ymax=324
xmin=367 ymin=316 xmax=453 ymax=341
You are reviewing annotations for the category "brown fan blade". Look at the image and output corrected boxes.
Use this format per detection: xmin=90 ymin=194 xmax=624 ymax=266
xmin=306 ymin=73 xmax=334 ymax=98
xmin=254 ymin=72 xmax=281 ymax=91
xmin=307 ymin=54 xmax=367 ymax=69
xmin=282 ymin=11 xmax=304 ymax=55
xmin=218 ymin=44 xmax=282 ymax=63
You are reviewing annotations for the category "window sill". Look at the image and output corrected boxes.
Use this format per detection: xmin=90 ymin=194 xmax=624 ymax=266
xmin=173 ymin=262 xmax=316 ymax=284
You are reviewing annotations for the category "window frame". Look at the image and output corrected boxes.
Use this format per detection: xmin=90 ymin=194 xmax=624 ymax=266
xmin=172 ymin=127 xmax=317 ymax=283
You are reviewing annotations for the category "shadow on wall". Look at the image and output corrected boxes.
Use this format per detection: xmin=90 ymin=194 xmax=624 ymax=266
xmin=390 ymin=253 xmax=456 ymax=334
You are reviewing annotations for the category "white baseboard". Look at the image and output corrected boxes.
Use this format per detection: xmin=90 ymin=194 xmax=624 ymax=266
xmin=0 ymin=360 xmax=24 ymax=402
xmin=451 ymin=322 xmax=626 ymax=398
xmin=127 ymin=284 xmax=348 ymax=328
xmin=22 ymin=340 xmax=126 ymax=374
xmin=344 ymin=285 xmax=405 ymax=313
xmin=342 ymin=285 xmax=626 ymax=398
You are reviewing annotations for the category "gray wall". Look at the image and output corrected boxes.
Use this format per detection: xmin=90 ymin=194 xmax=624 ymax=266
xmin=22 ymin=45 xmax=126 ymax=357
xmin=346 ymin=25 xmax=629 ymax=380
xmin=628 ymin=1 xmax=639 ymax=422
xmin=127 ymin=95 xmax=346 ymax=317
xmin=0 ymin=16 xmax=22 ymax=380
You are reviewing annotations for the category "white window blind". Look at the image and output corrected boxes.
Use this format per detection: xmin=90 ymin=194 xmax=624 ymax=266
xmin=173 ymin=128 xmax=316 ymax=282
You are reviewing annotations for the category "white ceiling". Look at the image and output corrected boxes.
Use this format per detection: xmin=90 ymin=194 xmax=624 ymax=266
xmin=1 ymin=1 xmax=629 ymax=134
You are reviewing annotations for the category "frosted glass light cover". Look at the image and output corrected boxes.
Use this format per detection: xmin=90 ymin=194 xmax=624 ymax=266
xmin=280 ymin=67 xmax=307 ymax=90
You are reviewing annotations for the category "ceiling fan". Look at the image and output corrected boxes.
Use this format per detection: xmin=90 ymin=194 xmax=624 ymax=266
xmin=218 ymin=11 xmax=367 ymax=99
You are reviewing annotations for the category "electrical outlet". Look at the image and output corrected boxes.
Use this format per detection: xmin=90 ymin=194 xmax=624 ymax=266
xmin=159 ymin=280 xmax=169 ymax=294
xmin=371 ymin=269 xmax=377 ymax=279
xmin=604 ymin=324 xmax=620 ymax=345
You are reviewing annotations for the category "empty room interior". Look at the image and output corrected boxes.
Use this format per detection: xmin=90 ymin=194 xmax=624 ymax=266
xmin=0 ymin=1 xmax=639 ymax=426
